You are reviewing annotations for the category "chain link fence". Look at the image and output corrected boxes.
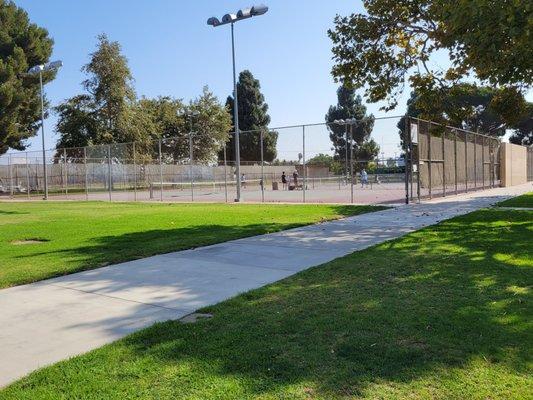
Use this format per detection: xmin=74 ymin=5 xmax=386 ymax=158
xmin=0 ymin=116 xmax=509 ymax=205
xmin=406 ymin=117 xmax=501 ymax=201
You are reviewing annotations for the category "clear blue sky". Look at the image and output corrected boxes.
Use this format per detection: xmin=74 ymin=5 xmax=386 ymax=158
xmin=14 ymin=0 xmax=528 ymax=159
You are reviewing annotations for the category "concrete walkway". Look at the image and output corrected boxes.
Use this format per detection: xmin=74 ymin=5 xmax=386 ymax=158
xmin=0 ymin=183 xmax=530 ymax=387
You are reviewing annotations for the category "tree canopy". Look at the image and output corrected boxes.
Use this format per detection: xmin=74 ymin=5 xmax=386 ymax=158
xmin=0 ymin=0 xmax=54 ymax=154
xmin=325 ymin=86 xmax=379 ymax=168
xmin=397 ymin=84 xmax=532 ymax=149
xmin=223 ymin=70 xmax=278 ymax=162
xmin=55 ymin=35 xmax=230 ymax=162
xmin=328 ymin=1 xmax=532 ymax=114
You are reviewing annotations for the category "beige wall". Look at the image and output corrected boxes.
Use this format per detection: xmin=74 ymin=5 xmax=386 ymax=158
xmin=500 ymin=143 xmax=527 ymax=187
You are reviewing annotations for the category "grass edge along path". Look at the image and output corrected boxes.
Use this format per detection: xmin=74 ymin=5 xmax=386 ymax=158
xmin=0 ymin=202 xmax=384 ymax=289
xmin=496 ymin=191 xmax=533 ymax=208
xmin=2 ymin=207 xmax=531 ymax=399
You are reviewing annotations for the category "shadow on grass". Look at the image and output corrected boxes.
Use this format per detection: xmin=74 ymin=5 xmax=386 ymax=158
xmin=9 ymin=204 xmax=383 ymax=286
xmin=119 ymin=209 xmax=530 ymax=397
xmin=6 ymin=209 xmax=530 ymax=398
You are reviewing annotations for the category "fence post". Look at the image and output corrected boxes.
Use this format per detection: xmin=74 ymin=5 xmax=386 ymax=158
xmin=427 ymin=122 xmax=432 ymax=199
xmin=107 ymin=145 xmax=112 ymax=202
xmin=84 ymin=147 xmax=89 ymax=201
xmin=8 ymin=154 xmax=13 ymax=198
xmin=302 ymin=126 xmax=307 ymax=203
xmin=454 ymin=129 xmax=458 ymax=195
xmin=223 ymin=144 xmax=228 ymax=203
xmin=25 ymin=152 xmax=30 ymax=199
xmin=405 ymin=119 xmax=411 ymax=204
xmin=409 ymin=118 xmax=414 ymax=201
xmin=159 ymin=139 xmax=163 ymax=202
xmin=465 ymin=131 xmax=468 ymax=193
xmin=349 ymin=124 xmax=354 ymax=204
xmin=474 ymin=131 xmax=477 ymax=190
xmin=260 ymin=129 xmax=265 ymax=202
xmin=132 ymin=142 xmax=137 ymax=201
xmin=416 ymin=120 xmax=421 ymax=203
xmin=442 ymin=127 xmax=446 ymax=197
xmin=63 ymin=148 xmax=68 ymax=198
xmin=188 ymin=133 xmax=194 ymax=202
xmin=481 ymin=136 xmax=485 ymax=189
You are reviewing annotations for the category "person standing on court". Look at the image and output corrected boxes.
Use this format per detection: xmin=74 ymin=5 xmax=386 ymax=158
xmin=293 ymin=170 xmax=299 ymax=187
xmin=361 ymin=169 xmax=368 ymax=188
xmin=281 ymin=171 xmax=287 ymax=190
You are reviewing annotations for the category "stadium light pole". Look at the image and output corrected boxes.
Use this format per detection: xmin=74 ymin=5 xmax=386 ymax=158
xmin=207 ymin=4 xmax=269 ymax=202
xmin=28 ymin=60 xmax=63 ymax=200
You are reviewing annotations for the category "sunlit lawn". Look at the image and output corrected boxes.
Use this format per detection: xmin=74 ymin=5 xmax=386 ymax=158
xmin=0 ymin=201 xmax=381 ymax=288
xmin=497 ymin=191 xmax=533 ymax=208
xmin=2 ymin=208 xmax=531 ymax=399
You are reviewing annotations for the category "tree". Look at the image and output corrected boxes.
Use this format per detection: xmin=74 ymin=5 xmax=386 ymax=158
xmin=397 ymin=85 xmax=502 ymax=148
xmin=307 ymin=153 xmax=343 ymax=175
xmin=81 ymin=33 xmax=135 ymax=143
xmin=0 ymin=0 xmax=54 ymax=154
xmin=223 ymin=70 xmax=278 ymax=162
xmin=397 ymin=84 xmax=531 ymax=149
xmin=509 ymin=103 xmax=533 ymax=146
xmin=325 ymin=86 xmax=379 ymax=169
xmin=328 ymin=1 xmax=532 ymax=114
xmin=55 ymin=34 xmax=138 ymax=153
xmin=142 ymin=88 xmax=231 ymax=163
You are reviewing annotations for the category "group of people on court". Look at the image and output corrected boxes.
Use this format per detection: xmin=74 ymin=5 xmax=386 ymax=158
xmin=238 ymin=168 xmax=370 ymax=190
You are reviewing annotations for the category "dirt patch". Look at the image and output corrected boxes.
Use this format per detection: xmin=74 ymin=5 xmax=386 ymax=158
xmin=10 ymin=238 xmax=49 ymax=245
xmin=180 ymin=313 xmax=213 ymax=324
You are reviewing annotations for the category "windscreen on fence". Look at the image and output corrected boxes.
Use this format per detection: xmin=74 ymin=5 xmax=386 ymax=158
xmin=407 ymin=118 xmax=501 ymax=200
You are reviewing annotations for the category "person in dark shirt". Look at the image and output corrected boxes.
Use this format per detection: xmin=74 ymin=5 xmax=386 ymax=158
xmin=281 ymin=171 xmax=287 ymax=190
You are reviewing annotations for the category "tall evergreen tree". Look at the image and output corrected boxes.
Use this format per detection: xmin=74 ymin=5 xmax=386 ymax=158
xmin=0 ymin=0 xmax=54 ymax=154
xmin=325 ymin=86 xmax=378 ymax=166
xmin=223 ymin=70 xmax=277 ymax=162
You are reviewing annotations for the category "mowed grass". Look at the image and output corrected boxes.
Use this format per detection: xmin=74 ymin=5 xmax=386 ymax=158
xmin=2 ymin=208 xmax=531 ymax=399
xmin=0 ymin=201 xmax=381 ymax=288
xmin=497 ymin=191 xmax=533 ymax=208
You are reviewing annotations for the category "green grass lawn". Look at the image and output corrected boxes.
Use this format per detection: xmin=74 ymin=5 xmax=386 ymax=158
xmin=497 ymin=192 xmax=533 ymax=208
xmin=0 ymin=201 xmax=381 ymax=288
xmin=2 ymin=208 xmax=531 ymax=399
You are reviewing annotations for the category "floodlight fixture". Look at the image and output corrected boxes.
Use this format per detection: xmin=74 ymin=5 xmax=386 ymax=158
xmin=206 ymin=5 xmax=269 ymax=202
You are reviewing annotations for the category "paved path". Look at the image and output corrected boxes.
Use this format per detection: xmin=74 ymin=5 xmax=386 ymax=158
xmin=0 ymin=183 xmax=530 ymax=387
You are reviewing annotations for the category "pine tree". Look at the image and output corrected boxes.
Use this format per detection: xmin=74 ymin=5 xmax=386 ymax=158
xmin=223 ymin=70 xmax=277 ymax=162
xmin=325 ymin=86 xmax=378 ymax=168
xmin=0 ymin=0 xmax=54 ymax=154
